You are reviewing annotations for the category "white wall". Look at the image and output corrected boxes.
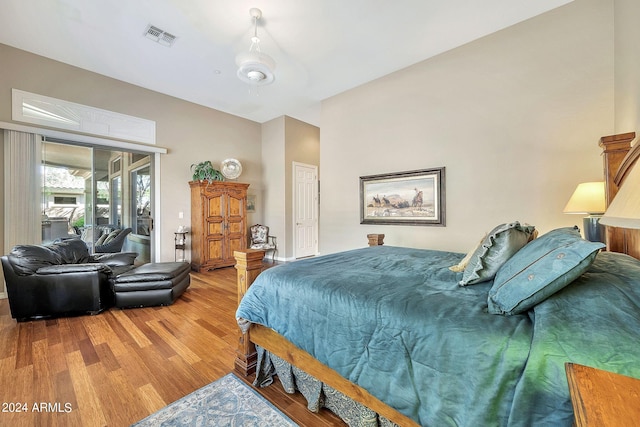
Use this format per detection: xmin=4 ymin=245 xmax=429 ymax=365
xmin=262 ymin=116 xmax=320 ymax=260
xmin=614 ymin=0 xmax=640 ymax=134
xmin=261 ymin=117 xmax=287 ymax=254
xmin=320 ymin=0 xmax=615 ymax=254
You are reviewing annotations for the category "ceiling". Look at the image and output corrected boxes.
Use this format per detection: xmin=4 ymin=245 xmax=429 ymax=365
xmin=0 ymin=0 xmax=573 ymax=126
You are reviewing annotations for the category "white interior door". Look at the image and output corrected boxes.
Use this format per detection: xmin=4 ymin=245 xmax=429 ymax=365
xmin=293 ymin=162 xmax=318 ymax=258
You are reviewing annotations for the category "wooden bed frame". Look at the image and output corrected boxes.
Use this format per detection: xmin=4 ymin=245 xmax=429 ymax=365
xmin=233 ymin=132 xmax=639 ymax=426
xmin=600 ymin=131 xmax=640 ymax=259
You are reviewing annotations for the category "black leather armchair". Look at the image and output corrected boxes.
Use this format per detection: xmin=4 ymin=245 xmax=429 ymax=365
xmin=1 ymin=239 xmax=137 ymax=321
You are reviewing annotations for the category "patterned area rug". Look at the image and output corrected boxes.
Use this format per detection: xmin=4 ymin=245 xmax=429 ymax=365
xmin=132 ymin=373 xmax=298 ymax=427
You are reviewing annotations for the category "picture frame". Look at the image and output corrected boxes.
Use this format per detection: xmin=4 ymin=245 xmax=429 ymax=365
xmin=360 ymin=167 xmax=445 ymax=226
xmin=246 ymin=194 xmax=256 ymax=213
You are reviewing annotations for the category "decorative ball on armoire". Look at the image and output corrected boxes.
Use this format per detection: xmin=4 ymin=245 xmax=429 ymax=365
xmin=221 ymin=158 xmax=243 ymax=180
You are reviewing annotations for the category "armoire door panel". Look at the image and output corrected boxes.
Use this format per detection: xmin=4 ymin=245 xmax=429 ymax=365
xmin=227 ymin=195 xmax=244 ymax=217
xmin=227 ymin=220 xmax=244 ymax=234
xmin=207 ymin=221 xmax=223 ymax=236
xmin=227 ymin=236 xmax=244 ymax=256
xmin=206 ymin=239 xmax=223 ymax=261
xmin=206 ymin=194 xmax=223 ymax=218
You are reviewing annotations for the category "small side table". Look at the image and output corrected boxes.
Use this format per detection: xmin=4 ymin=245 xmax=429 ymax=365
xmin=367 ymin=234 xmax=385 ymax=246
xmin=565 ymin=362 xmax=640 ymax=426
xmin=174 ymin=231 xmax=188 ymax=262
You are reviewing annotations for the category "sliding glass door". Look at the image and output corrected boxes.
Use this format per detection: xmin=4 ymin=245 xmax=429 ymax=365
xmin=127 ymin=154 xmax=153 ymax=261
xmin=41 ymin=143 xmax=91 ymax=243
xmin=41 ymin=141 xmax=154 ymax=263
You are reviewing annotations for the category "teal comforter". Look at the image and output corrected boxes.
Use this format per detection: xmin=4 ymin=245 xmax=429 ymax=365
xmin=236 ymin=246 xmax=640 ymax=426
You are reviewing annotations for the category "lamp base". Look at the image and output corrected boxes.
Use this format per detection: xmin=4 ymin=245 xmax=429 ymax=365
xmin=583 ymin=215 xmax=605 ymax=243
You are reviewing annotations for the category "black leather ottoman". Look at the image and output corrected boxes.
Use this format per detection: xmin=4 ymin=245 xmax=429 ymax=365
xmin=113 ymin=262 xmax=190 ymax=308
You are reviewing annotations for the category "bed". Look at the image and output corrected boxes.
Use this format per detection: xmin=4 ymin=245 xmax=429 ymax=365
xmin=234 ymin=132 xmax=640 ymax=426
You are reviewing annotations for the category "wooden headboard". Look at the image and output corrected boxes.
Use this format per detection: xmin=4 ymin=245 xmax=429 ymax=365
xmin=599 ymin=131 xmax=640 ymax=259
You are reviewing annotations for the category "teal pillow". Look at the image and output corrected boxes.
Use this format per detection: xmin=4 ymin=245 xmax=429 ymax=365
xmin=459 ymin=222 xmax=536 ymax=286
xmin=487 ymin=226 xmax=605 ymax=315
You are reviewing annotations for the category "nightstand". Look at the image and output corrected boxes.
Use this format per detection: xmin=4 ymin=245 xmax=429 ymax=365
xmin=565 ymin=362 xmax=640 ymax=426
xmin=367 ymin=233 xmax=385 ymax=246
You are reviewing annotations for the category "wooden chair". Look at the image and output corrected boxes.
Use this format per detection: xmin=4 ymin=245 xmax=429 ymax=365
xmin=249 ymin=224 xmax=277 ymax=261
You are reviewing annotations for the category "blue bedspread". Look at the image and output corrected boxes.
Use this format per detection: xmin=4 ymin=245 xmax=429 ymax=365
xmin=236 ymin=246 xmax=640 ymax=426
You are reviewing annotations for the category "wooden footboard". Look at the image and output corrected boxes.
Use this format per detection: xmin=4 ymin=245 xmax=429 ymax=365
xmin=233 ymin=249 xmax=265 ymax=375
xmin=248 ymin=324 xmax=418 ymax=426
xmin=233 ymin=234 xmax=417 ymax=427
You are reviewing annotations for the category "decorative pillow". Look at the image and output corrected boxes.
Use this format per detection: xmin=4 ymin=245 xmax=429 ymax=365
xmin=449 ymin=235 xmax=486 ymax=272
xmin=95 ymin=232 xmax=110 ymax=245
xmin=102 ymin=229 xmax=122 ymax=244
xmin=487 ymin=226 xmax=605 ymax=315
xmin=459 ymin=222 xmax=536 ymax=286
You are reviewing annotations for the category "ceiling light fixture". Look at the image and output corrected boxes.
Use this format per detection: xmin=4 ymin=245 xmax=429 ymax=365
xmin=235 ymin=8 xmax=275 ymax=86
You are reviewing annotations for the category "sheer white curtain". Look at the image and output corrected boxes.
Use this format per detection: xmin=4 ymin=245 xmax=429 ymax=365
xmin=4 ymin=129 xmax=42 ymax=248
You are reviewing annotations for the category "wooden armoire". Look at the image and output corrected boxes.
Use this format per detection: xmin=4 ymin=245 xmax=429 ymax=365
xmin=189 ymin=181 xmax=249 ymax=272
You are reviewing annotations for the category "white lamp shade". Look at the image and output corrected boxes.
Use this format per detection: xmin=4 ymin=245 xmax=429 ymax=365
xmin=600 ymin=162 xmax=640 ymax=229
xmin=563 ymin=182 xmax=606 ymax=214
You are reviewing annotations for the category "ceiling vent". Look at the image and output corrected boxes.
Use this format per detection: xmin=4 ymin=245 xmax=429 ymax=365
xmin=144 ymin=25 xmax=177 ymax=47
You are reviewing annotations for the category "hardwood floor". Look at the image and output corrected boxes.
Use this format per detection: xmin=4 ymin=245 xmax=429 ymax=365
xmin=0 ymin=265 xmax=345 ymax=427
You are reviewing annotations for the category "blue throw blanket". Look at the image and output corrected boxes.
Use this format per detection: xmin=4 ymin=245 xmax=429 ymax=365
xmin=236 ymin=246 xmax=640 ymax=426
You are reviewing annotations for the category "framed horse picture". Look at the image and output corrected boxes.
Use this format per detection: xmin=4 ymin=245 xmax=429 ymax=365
xmin=360 ymin=167 xmax=445 ymax=226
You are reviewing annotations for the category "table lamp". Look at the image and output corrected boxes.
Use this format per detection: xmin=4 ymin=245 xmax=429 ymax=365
xmin=599 ymin=161 xmax=640 ymax=229
xmin=563 ymin=181 xmax=606 ymax=242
